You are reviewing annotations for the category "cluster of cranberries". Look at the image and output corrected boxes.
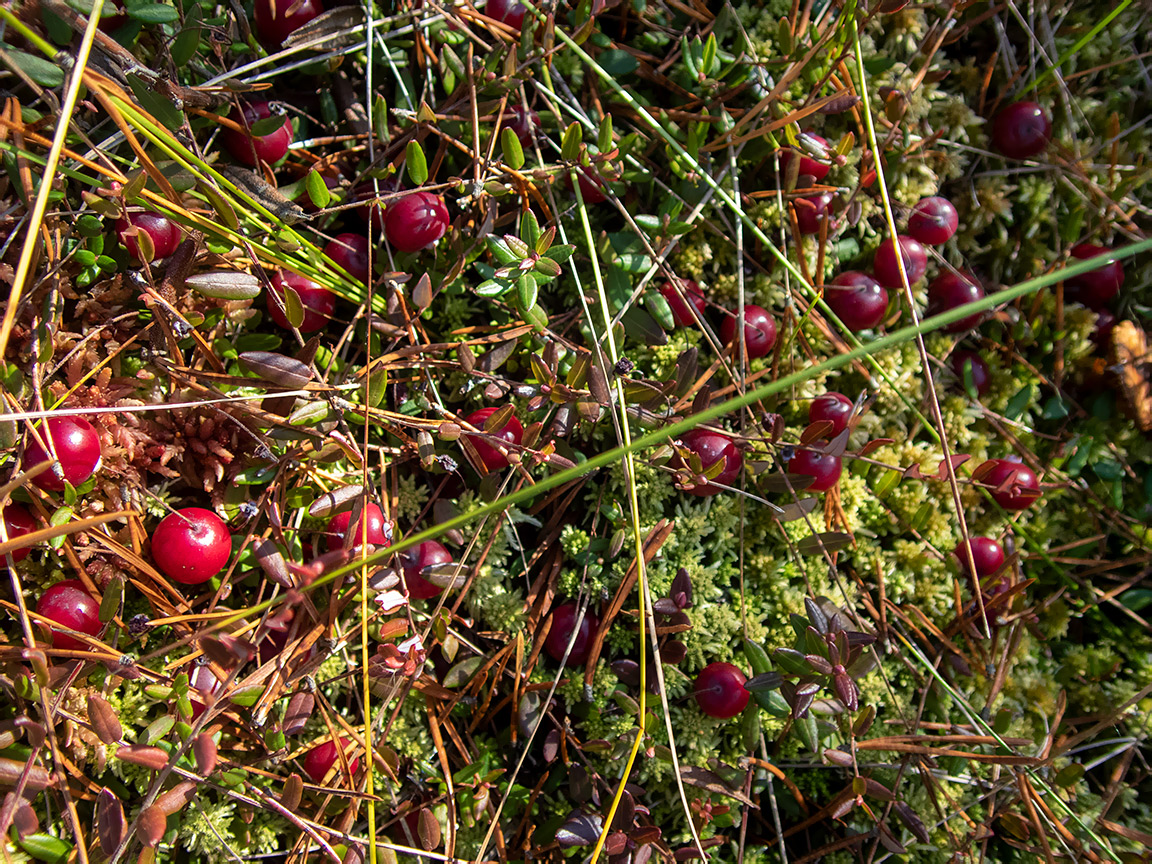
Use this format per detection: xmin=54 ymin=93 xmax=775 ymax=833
xmin=658 ymin=279 xmax=778 ymax=360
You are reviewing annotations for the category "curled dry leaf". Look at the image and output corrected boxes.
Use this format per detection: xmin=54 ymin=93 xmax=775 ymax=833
xmin=88 ymin=694 xmax=122 ymax=745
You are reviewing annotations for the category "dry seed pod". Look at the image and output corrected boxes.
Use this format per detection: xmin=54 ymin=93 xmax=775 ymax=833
xmin=238 ymin=351 xmax=313 ymax=388
xmin=0 ymin=757 xmax=53 ymax=790
xmin=115 ymin=745 xmax=169 ymax=771
xmin=96 ymin=788 xmax=125 ymax=855
xmin=155 ymin=781 xmax=197 ymax=816
xmin=137 ymin=805 xmax=167 ymax=848
xmin=193 ymin=734 xmax=217 ymax=775
xmin=88 ymin=694 xmax=122 ymax=745
xmin=282 ymin=692 xmax=315 ymax=736
xmin=185 ymin=271 xmax=262 ymax=300
xmin=281 ymin=773 xmax=303 ymax=811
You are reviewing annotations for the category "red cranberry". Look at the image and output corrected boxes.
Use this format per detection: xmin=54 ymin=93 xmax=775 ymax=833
xmin=324 ymin=234 xmax=371 ymax=284
xmin=463 ymin=407 xmax=524 ymax=470
xmin=873 ymin=235 xmax=928 ymax=287
xmin=907 ymin=197 xmax=959 ymax=245
xmin=152 ymin=508 xmax=232 ymax=585
xmin=779 ymin=134 xmax=831 ymax=184
xmin=544 ymin=602 xmax=599 ymax=665
xmin=504 ymin=104 xmax=540 ymax=146
xmin=117 ymin=211 xmax=181 ymax=262
xmin=486 ymin=0 xmax=526 ymax=29
xmin=794 ymin=191 xmax=836 ymax=236
xmin=325 ymin=503 xmax=390 ymax=552
xmin=384 ymin=192 xmax=449 ymax=252
xmin=826 ymin=271 xmax=888 ymax=331
xmin=787 ymin=447 xmax=842 ymax=492
xmin=949 ymin=350 xmax=990 ymax=396
xmin=977 ymin=459 xmax=1041 ymax=511
xmin=189 ymin=663 xmax=222 ymax=721
xmin=659 ymin=279 xmax=706 ymax=328
xmin=402 ymin=540 xmax=453 ymax=600
xmin=254 ymin=0 xmax=323 ymax=46
xmin=266 ymin=270 xmax=337 ymax=333
xmin=569 ymin=167 xmax=608 ymax=204
xmin=303 ymin=738 xmax=360 ymax=783
xmin=693 ymin=662 xmax=749 ymax=719
xmin=927 ymin=271 xmax=985 ymax=332
xmin=36 ymin=580 xmax=100 ymax=651
xmin=2 ymin=504 xmax=36 ymax=565
xmin=223 ymin=102 xmax=293 ymax=167
xmin=351 ymin=180 xmax=398 ymax=230
xmin=678 ymin=428 xmax=743 ymax=496
xmin=1065 ymin=243 xmax=1124 ymax=309
xmin=955 ymin=537 xmax=1005 ymax=578
xmin=720 ymin=305 xmax=777 ymax=359
xmin=991 ymin=101 xmax=1051 ymax=159
xmin=25 ymin=417 xmax=102 ymax=492
xmin=808 ymin=392 xmax=853 ymax=437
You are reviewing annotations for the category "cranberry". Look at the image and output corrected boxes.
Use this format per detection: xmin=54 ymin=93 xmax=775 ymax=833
xmin=117 ymin=211 xmax=181 ymax=262
xmin=808 ymin=392 xmax=853 ymax=437
xmin=254 ymin=0 xmax=323 ymax=46
xmin=1065 ymin=243 xmax=1124 ymax=309
xmin=787 ymin=447 xmax=842 ymax=492
xmin=978 ymin=458 xmax=1041 ymax=511
xmin=324 ymin=234 xmax=371 ymax=284
xmin=152 ymin=508 xmax=232 ymax=585
xmin=325 ymin=503 xmax=390 ymax=552
xmin=927 ymin=271 xmax=985 ymax=332
xmin=36 ymin=580 xmax=100 ymax=651
xmin=678 ymin=428 xmax=743 ymax=496
xmin=25 ymin=417 xmax=102 ymax=492
xmin=384 ymin=192 xmax=449 ymax=252
xmin=402 ymin=540 xmax=453 ymax=600
xmin=659 ymin=279 xmax=706 ymax=328
xmin=223 ymin=102 xmax=293 ymax=167
xmin=907 ymin=197 xmax=959 ymax=245
xmin=504 ymin=104 xmax=540 ymax=146
xmin=266 ymin=270 xmax=337 ymax=333
xmin=350 ymin=180 xmax=397 ymax=230
xmin=991 ymin=101 xmax=1051 ymax=160
xmin=873 ymin=235 xmax=928 ymax=287
xmin=955 ymin=537 xmax=1005 ymax=578
xmin=1092 ymin=309 xmax=1117 ymax=352
xmin=826 ymin=271 xmax=888 ymax=331
xmin=189 ymin=663 xmax=222 ymax=721
xmin=544 ymin=602 xmax=599 ymax=665
xmin=463 ymin=407 xmax=524 ymax=470
xmin=693 ymin=662 xmax=749 ymax=719
xmin=949 ymin=350 xmax=990 ymax=397
xmin=779 ymin=134 xmax=831 ymax=184
xmin=720 ymin=305 xmax=777 ymax=359
xmin=570 ymin=167 xmax=608 ymax=204
xmin=794 ymin=191 xmax=836 ymax=236
xmin=486 ymin=0 xmax=526 ymax=29
xmin=2 ymin=504 xmax=36 ymax=565
xmin=303 ymin=738 xmax=360 ymax=783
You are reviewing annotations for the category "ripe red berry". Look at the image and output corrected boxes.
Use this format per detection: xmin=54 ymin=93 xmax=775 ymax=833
xmin=873 ymin=235 xmax=928 ymax=287
xmin=384 ymin=192 xmax=449 ymax=252
xmin=189 ymin=663 xmax=222 ymax=721
xmin=826 ymin=272 xmax=888 ymax=331
xmin=788 ymin=447 xmax=842 ymax=492
xmin=694 ymin=662 xmax=749 ymax=719
xmin=955 ymin=537 xmax=1005 ymax=578
xmin=402 ymin=540 xmax=453 ymax=600
xmin=544 ymin=602 xmax=599 ymax=665
xmin=779 ymin=133 xmax=831 ymax=184
xmin=25 ymin=417 xmax=103 ymax=492
xmin=1065 ymin=243 xmax=1124 ymax=309
xmin=978 ymin=459 xmax=1041 ymax=511
xmin=808 ymin=392 xmax=853 ymax=437
xmin=266 ymin=270 xmax=337 ymax=333
xmin=463 ymin=407 xmax=524 ymax=470
xmin=504 ymin=104 xmax=540 ymax=146
xmin=350 ymin=180 xmax=399 ymax=230
xmin=794 ymin=191 xmax=836 ymax=236
xmin=325 ymin=503 xmax=390 ymax=552
xmin=907 ymin=196 xmax=959 ymax=245
xmin=949 ymin=350 xmax=990 ymax=397
xmin=991 ymin=101 xmax=1051 ymax=160
xmin=571 ymin=167 xmax=608 ymax=204
xmin=254 ymin=0 xmax=323 ymax=46
xmin=486 ymin=0 xmax=526 ymax=30
xmin=721 ymin=305 xmax=777 ymax=359
xmin=324 ymin=234 xmax=371 ymax=284
xmin=117 ymin=211 xmax=181 ymax=262
xmin=659 ymin=279 xmax=706 ymax=328
xmin=223 ymin=102 xmax=293 ymax=167
xmin=927 ymin=270 xmax=985 ymax=332
xmin=1 ymin=504 xmax=36 ymax=565
xmin=36 ymin=580 xmax=100 ymax=651
xmin=303 ymin=738 xmax=360 ymax=783
xmin=678 ymin=428 xmax=743 ymax=496
xmin=152 ymin=508 xmax=232 ymax=585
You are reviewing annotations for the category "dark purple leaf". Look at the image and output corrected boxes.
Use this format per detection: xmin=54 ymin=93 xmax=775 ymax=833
xmin=823 ymin=748 xmax=853 ymax=767
xmin=864 ymin=778 xmax=896 ymax=802
xmin=557 ymin=812 xmax=603 ymax=848
xmin=806 ymin=654 xmax=833 ymax=675
xmin=671 ymin=568 xmax=692 ymax=608
xmin=569 ymin=765 xmax=593 ymax=804
xmin=830 ymin=796 xmax=856 ymax=820
xmin=894 ymin=801 xmax=930 ymax=844
xmin=805 ymin=597 xmax=829 ymax=634
xmin=744 ymin=671 xmax=782 ymax=692
xmin=604 ymin=831 xmax=629 ymax=855
xmin=611 ymin=660 xmax=640 ymax=685
xmin=652 ymin=598 xmax=679 ymax=617
xmin=659 ymin=640 xmax=687 ymax=664
xmin=630 ymin=826 xmax=661 ymax=845
xmin=610 ymin=791 xmax=635 ymax=832
xmin=543 ymin=729 xmax=560 ymax=763
xmin=877 ymin=825 xmax=907 ymax=855
xmin=833 ymin=673 xmax=859 ymax=712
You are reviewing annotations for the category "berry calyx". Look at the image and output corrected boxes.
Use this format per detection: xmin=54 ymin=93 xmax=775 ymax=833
xmin=324 ymin=234 xmax=371 ymax=284
xmin=808 ymin=392 xmax=854 ymax=437
xmin=907 ymin=197 xmax=959 ymax=245
xmin=927 ymin=271 xmax=985 ymax=332
xmin=693 ymin=662 xmax=749 ymax=719
xmin=303 ymin=738 xmax=360 ymax=783
xmin=325 ymin=503 xmax=390 ymax=552
xmin=787 ymin=447 xmax=842 ymax=492
xmin=402 ymin=540 xmax=454 ymax=600
xmin=384 ymin=192 xmax=449 ymax=252
xmin=463 ymin=407 xmax=524 ymax=470
xmin=266 ymin=270 xmax=337 ymax=333
xmin=1065 ymin=243 xmax=1124 ymax=309
xmin=978 ymin=459 xmax=1041 ymax=511
xmin=873 ymin=235 xmax=928 ymax=287
xmin=955 ymin=537 xmax=1005 ymax=578
xmin=991 ymin=101 xmax=1051 ymax=160
xmin=1 ymin=504 xmax=36 ymax=565
xmin=794 ymin=191 xmax=836 ymax=236
xmin=25 ymin=417 xmax=103 ymax=492
xmin=544 ymin=602 xmax=599 ymax=665
xmin=152 ymin=508 xmax=232 ymax=585
xmin=223 ymin=102 xmax=293 ymax=167
xmin=486 ymin=0 xmax=526 ymax=30
xmin=254 ymin=0 xmax=324 ymax=46
xmin=36 ymin=580 xmax=101 ymax=651
xmin=678 ymin=428 xmax=743 ymax=496
xmin=659 ymin=279 xmax=706 ymax=328
xmin=779 ymin=133 xmax=831 ymax=184
xmin=117 ymin=211 xmax=181 ymax=262
xmin=949 ymin=350 xmax=991 ymax=397
xmin=720 ymin=305 xmax=778 ymax=359
xmin=826 ymin=271 xmax=888 ymax=331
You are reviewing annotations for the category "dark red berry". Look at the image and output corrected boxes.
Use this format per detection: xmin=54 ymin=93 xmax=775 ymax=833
xmin=907 ymin=197 xmax=959 ymax=245
xmin=486 ymin=0 xmax=526 ymax=29
xmin=324 ymin=234 xmax=371 ymax=284
xmin=955 ymin=537 xmax=1005 ymax=578
xmin=779 ymin=133 xmax=831 ymax=184
xmin=991 ymin=101 xmax=1051 ymax=160
xmin=325 ymin=504 xmax=390 ymax=552
xmin=153 ymin=508 xmax=232 ymax=585
xmin=254 ymin=0 xmax=323 ymax=46
xmin=223 ymin=102 xmax=293 ymax=167
xmin=873 ymin=235 xmax=928 ymax=287
xmin=2 ymin=504 xmax=36 ymax=565
xmin=826 ymin=271 xmax=888 ymax=331
xmin=303 ymin=738 xmax=360 ymax=783
xmin=927 ymin=270 xmax=985 ymax=332
xmin=25 ymin=417 xmax=102 ymax=492
xmin=949 ymin=350 xmax=990 ymax=397
xmin=544 ymin=602 xmax=599 ymax=665
xmin=787 ymin=447 xmax=842 ymax=492
xmin=721 ymin=305 xmax=777 ymax=359
xmin=36 ymin=580 xmax=100 ymax=651
xmin=659 ymin=279 xmax=706 ymax=328
xmin=977 ymin=459 xmax=1041 ymax=511
xmin=794 ymin=191 xmax=836 ymax=236
xmin=402 ymin=540 xmax=453 ymax=600
xmin=463 ymin=407 xmax=524 ymax=470
xmin=350 ymin=180 xmax=399 ymax=230
xmin=1065 ymin=243 xmax=1124 ymax=309
xmin=678 ymin=428 xmax=743 ymax=496
xmin=504 ymin=104 xmax=540 ymax=146
xmin=808 ymin=392 xmax=854 ymax=437
xmin=384 ymin=192 xmax=449 ymax=252
xmin=117 ymin=211 xmax=181 ymax=262
xmin=266 ymin=270 xmax=337 ymax=333
xmin=570 ymin=167 xmax=608 ymax=204
xmin=189 ymin=663 xmax=222 ymax=721
xmin=693 ymin=662 xmax=749 ymax=719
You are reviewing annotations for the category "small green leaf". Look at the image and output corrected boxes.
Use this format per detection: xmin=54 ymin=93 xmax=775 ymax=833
xmin=305 ymin=171 xmax=331 ymax=209
xmin=99 ymin=577 xmax=123 ymax=624
xmin=597 ymin=48 xmax=638 ymax=76
xmin=701 ymin=33 xmax=717 ymax=76
xmin=533 ymin=256 xmax=561 ymax=279
xmin=406 ymin=140 xmax=428 ymax=185
xmin=373 ymin=94 xmax=389 ymax=143
xmin=517 ymin=273 xmax=538 ymax=312
xmin=17 ymin=833 xmax=72 ymax=863
xmin=126 ymin=2 xmax=178 ymax=23
xmin=543 ymin=244 xmax=575 ymax=265
xmin=1054 ymin=763 xmax=1085 ymax=788
xmin=170 ymin=5 xmax=202 ymax=67
xmin=597 ymin=113 xmax=613 ymax=153
xmin=742 ymin=638 xmax=773 ymax=676
xmin=561 ymin=121 xmax=583 ymax=162
xmin=8 ymin=50 xmax=65 ymax=87
xmin=485 ymin=235 xmax=519 ymax=265
xmin=520 ymin=209 xmax=541 ymax=249
xmin=281 ymin=284 xmax=305 ymax=329
xmin=501 ymin=128 xmax=525 ymax=170
xmin=249 ymin=113 xmax=288 ymax=137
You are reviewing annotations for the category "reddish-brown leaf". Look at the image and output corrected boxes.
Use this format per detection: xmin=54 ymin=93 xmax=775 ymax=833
xmin=88 ymin=694 xmax=122 ymax=745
